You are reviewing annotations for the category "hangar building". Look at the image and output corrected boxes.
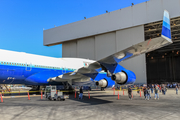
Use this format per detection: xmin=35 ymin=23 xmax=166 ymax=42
xmin=43 ymin=0 xmax=180 ymax=84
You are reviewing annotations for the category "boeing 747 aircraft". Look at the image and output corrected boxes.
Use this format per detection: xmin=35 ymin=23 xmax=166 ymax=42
xmin=0 ymin=10 xmax=172 ymax=91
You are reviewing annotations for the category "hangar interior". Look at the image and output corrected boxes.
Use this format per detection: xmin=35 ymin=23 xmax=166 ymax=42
xmin=145 ymin=17 xmax=180 ymax=84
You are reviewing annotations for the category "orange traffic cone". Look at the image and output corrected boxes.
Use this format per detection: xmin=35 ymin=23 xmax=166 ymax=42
xmin=0 ymin=93 xmax=3 ymax=103
xmin=75 ymin=90 xmax=76 ymax=98
xmin=28 ymin=92 xmax=30 ymax=100
xmin=88 ymin=90 xmax=90 ymax=99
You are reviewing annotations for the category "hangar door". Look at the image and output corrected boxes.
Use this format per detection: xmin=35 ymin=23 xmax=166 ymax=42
xmin=144 ymin=17 xmax=180 ymax=83
xmin=146 ymin=51 xmax=180 ymax=84
xmin=145 ymin=17 xmax=180 ymax=84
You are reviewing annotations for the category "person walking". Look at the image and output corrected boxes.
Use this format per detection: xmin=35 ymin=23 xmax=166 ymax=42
xmin=175 ymin=85 xmax=178 ymax=95
xmin=159 ymin=85 xmax=162 ymax=93
xmin=79 ymin=86 xmax=83 ymax=100
xmin=143 ymin=87 xmax=147 ymax=100
xmin=147 ymin=87 xmax=151 ymax=100
xmin=128 ymin=86 xmax=132 ymax=100
xmin=154 ymin=86 xmax=159 ymax=100
xmin=151 ymin=84 xmax=154 ymax=94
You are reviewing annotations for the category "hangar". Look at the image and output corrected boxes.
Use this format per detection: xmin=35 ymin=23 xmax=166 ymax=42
xmin=43 ymin=0 xmax=180 ymax=84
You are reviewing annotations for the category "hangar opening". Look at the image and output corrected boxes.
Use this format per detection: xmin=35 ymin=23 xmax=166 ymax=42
xmin=145 ymin=17 xmax=180 ymax=84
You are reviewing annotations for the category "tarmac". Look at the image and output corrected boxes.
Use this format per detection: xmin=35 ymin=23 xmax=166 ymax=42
xmin=0 ymin=89 xmax=180 ymax=120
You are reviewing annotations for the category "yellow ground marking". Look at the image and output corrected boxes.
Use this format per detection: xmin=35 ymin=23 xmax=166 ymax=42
xmin=2 ymin=95 xmax=41 ymax=99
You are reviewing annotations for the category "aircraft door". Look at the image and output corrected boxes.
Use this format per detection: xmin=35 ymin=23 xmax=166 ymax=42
xmin=26 ymin=63 xmax=32 ymax=71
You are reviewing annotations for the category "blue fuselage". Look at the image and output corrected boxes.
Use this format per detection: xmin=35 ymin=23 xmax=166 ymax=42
xmin=0 ymin=61 xmax=136 ymax=88
xmin=0 ymin=63 xmax=73 ymax=85
xmin=0 ymin=63 xmax=116 ymax=87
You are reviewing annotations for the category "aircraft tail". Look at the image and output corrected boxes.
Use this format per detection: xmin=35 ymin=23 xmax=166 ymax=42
xmin=161 ymin=10 xmax=172 ymax=43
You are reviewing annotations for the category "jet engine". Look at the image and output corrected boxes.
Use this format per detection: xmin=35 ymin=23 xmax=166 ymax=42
xmin=111 ymin=72 xmax=127 ymax=84
xmin=96 ymin=79 xmax=108 ymax=88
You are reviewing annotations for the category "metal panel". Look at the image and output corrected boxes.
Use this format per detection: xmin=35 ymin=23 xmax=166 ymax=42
xmin=62 ymin=41 xmax=77 ymax=57
xmin=122 ymin=55 xmax=146 ymax=84
xmin=162 ymin=0 xmax=180 ymax=18
xmin=77 ymin=37 xmax=95 ymax=60
xmin=116 ymin=25 xmax=146 ymax=84
xmin=44 ymin=0 xmax=180 ymax=46
xmin=132 ymin=2 xmax=147 ymax=26
xmin=146 ymin=0 xmax=164 ymax=23
xmin=95 ymin=32 xmax=116 ymax=60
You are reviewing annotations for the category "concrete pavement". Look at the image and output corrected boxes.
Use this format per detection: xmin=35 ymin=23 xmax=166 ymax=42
xmin=0 ymin=89 xmax=180 ymax=120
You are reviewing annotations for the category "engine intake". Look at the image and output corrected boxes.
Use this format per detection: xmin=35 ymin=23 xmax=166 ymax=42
xmin=96 ymin=79 xmax=108 ymax=88
xmin=111 ymin=72 xmax=127 ymax=84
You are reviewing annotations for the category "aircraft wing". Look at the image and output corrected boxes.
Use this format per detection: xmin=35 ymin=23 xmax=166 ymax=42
xmin=48 ymin=10 xmax=172 ymax=83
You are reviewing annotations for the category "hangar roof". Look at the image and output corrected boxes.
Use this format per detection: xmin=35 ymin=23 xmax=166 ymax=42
xmin=43 ymin=0 xmax=180 ymax=46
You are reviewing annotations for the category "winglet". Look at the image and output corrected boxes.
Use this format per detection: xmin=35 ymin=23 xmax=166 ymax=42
xmin=161 ymin=10 xmax=172 ymax=43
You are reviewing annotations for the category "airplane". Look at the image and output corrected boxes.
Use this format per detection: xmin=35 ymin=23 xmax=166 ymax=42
xmin=0 ymin=10 xmax=172 ymax=91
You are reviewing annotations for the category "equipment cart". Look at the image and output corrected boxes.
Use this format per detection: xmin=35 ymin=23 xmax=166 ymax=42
xmin=45 ymin=86 xmax=65 ymax=101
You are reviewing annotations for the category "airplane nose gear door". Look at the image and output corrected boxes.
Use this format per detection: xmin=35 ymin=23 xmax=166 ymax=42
xmin=26 ymin=63 xmax=32 ymax=71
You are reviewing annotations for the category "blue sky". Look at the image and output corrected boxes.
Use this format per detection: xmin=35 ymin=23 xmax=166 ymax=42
xmin=0 ymin=0 xmax=148 ymax=58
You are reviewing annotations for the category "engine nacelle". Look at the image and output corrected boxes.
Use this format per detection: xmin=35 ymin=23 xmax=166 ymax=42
xmin=96 ymin=79 xmax=108 ymax=88
xmin=111 ymin=72 xmax=127 ymax=84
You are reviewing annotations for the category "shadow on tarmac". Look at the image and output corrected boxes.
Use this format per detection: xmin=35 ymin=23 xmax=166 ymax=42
xmin=68 ymin=93 xmax=113 ymax=105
